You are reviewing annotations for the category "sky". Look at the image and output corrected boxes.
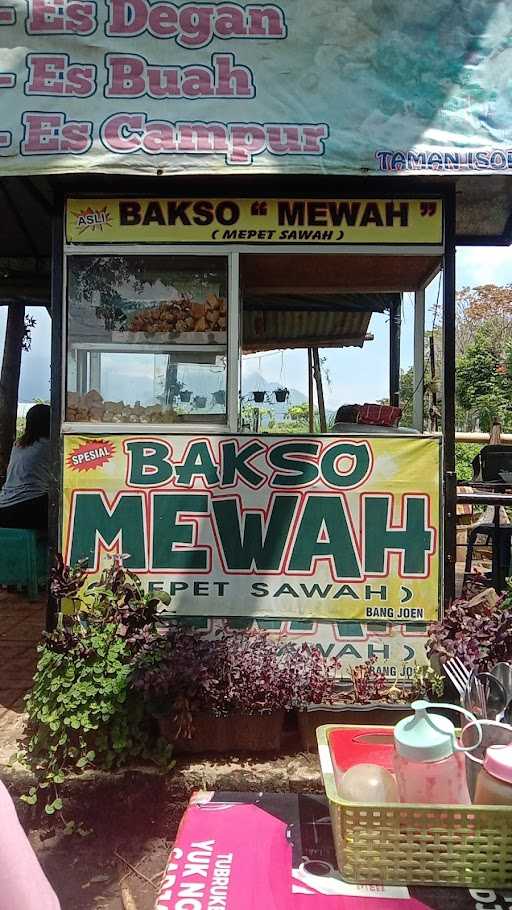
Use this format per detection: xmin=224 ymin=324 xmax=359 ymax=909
xmin=1 ymin=245 xmax=512 ymax=409
xmin=242 ymin=245 xmax=512 ymax=410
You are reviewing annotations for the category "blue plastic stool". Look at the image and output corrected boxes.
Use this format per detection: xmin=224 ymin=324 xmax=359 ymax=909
xmin=0 ymin=529 xmax=47 ymax=600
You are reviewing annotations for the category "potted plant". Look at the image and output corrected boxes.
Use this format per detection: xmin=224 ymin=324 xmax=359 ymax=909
xmin=297 ymin=658 xmax=444 ymax=751
xmin=252 ymin=390 xmax=266 ymax=403
xmin=193 ymin=395 xmax=207 ymax=408
xmin=179 ymin=389 xmax=191 ymax=402
xmin=427 ymin=584 xmax=512 ymax=675
xmin=133 ymin=626 xmax=340 ymax=754
xmin=274 ymin=387 xmax=289 ymax=403
xmin=16 ymin=556 xmax=172 ymax=818
xmin=212 ymin=389 xmax=226 ymax=405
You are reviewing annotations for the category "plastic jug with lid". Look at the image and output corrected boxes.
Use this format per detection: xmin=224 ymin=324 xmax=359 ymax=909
xmin=393 ymin=700 xmax=481 ymax=805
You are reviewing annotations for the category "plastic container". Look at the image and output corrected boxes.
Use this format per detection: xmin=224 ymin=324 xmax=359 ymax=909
xmin=393 ymin=700 xmax=474 ymax=805
xmin=358 ymin=403 xmax=401 ymax=427
xmin=461 ymin=718 xmax=512 ymax=799
xmin=317 ymin=722 xmax=512 ymax=888
xmin=474 ymin=743 xmax=512 ymax=805
xmin=337 ymin=763 xmax=398 ymax=803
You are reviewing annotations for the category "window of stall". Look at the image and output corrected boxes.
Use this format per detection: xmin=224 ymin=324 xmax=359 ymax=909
xmin=64 ymin=251 xmax=239 ymax=431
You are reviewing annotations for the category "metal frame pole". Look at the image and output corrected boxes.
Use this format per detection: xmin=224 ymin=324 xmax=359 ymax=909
xmin=308 ymin=347 xmax=314 ymax=432
xmin=46 ymin=199 xmax=63 ymax=632
xmin=227 ymin=251 xmax=240 ymax=432
xmin=312 ymin=347 xmax=327 ymax=432
xmin=389 ymin=298 xmax=401 ymax=407
xmin=413 ymin=289 xmax=425 ymax=432
xmin=442 ymin=186 xmax=457 ymax=608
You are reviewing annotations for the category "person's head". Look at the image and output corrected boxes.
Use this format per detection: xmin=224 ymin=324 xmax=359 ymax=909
xmin=334 ymin=404 xmax=359 ymax=424
xmin=18 ymin=404 xmax=50 ymax=448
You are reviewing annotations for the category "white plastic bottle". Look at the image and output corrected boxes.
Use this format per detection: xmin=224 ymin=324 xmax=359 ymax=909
xmin=393 ymin=700 xmax=479 ymax=805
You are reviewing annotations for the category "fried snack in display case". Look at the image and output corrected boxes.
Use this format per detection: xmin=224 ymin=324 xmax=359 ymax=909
xmin=67 ymin=255 xmax=228 ymax=346
xmin=66 ymin=390 xmax=180 ymax=424
xmin=66 ymin=254 xmax=229 ymax=426
xmin=124 ymin=293 xmax=227 ymax=341
xmin=66 ymin=351 xmax=228 ymax=425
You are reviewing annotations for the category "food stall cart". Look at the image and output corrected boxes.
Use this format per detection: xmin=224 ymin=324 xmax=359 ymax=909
xmin=1 ymin=0 xmax=510 ymax=672
xmin=51 ymin=180 xmax=454 ymax=673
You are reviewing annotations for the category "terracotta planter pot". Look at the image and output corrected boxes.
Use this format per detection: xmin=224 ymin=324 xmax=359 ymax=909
xmin=298 ymin=705 xmax=411 ymax=752
xmin=158 ymin=710 xmax=284 ymax=754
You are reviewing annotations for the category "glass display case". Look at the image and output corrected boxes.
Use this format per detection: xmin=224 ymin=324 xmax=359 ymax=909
xmin=66 ymin=254 xmax=229 ymax=425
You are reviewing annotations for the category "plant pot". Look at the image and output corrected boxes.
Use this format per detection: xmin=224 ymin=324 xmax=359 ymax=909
xmin=297 ymin=705 xmax=411 ymax=752
xmin=179 ymin=390 xmax=191 ymax=402
xmin=193 ymin=396 xmax=207 ymax=408
xmin=212 ymin=390 xmax=226 ymax=405
xmin=252 ymin=391 xmax=266 ymax=403
xmin=158 ymin=710 xmax=285 ymax=754
xmin=274 ymin=388 xmax=289 ymax=403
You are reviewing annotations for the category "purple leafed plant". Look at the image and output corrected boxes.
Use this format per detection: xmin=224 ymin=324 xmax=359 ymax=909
xmin=50 ymin=554 xmax=88 ymax=600
xmin=132 ymin=625 xmax=341 ymax=737
xmin=427 ymin=588 xmax=512 ymax=672
xmin=48 ymin=555 xmax=170 ymax=654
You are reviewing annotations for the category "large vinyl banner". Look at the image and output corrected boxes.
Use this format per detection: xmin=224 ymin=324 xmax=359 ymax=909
xmin=0 ymin=2 xmax=511 ymax=175
xmin=62 ymin=433 xmax=441 ymax=622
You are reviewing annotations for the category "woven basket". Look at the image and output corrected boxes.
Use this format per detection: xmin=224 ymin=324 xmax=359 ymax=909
xmin=317 ymin=724 xmax=512 ymax=888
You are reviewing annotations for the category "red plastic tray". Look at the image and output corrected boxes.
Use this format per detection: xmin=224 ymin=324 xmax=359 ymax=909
xmin=328 ymin=726 xmax=395 ymax=773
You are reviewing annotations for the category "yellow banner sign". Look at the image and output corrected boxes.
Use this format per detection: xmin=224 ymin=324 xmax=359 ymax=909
xmin=62 ymin=433 xmax=441 ymax=622
xmin=65 ymin=197 xmax=443 ymax=245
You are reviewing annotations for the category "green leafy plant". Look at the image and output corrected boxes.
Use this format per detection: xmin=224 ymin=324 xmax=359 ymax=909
xmin=409 ymin=664 xmax=444 ymax=701
xmin=457 ymin=327 xmax=512 ymax=432
xmin=455 ymin=442 xmax=481 ymax=482
xmin=16 ymin=557 xmax=173 ymax=819
xmin=337 ymin=658 xmax=443 ymax=705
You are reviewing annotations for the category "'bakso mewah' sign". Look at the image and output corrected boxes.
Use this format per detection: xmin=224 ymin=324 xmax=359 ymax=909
xmin=66 ymin=197 xmax=443 ymax=245
xmin=63 ymin=434 xmax=441 ymax=622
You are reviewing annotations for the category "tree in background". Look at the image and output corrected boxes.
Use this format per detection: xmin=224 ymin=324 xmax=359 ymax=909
xmin=455 ymin=442 xmax=481 ymax=482
xmin=455 ymin=284 xmax=512 ymax=432
xmin=397 ymin=367 xmax=414 ymax=426
xmin=268 ymin=402 xmax=323 ymax=434
xmin=398 ymin=358 xmax=434 ymax=429
xmin=457 ymin=327 xmax=512 ymax=432
xmin=456 ymin=284 xmax=512 ymax=356
xmin=398 ymin=285 xmax=512 ymax=435
xmin=0 ymin=311 xmax=36 ymax=487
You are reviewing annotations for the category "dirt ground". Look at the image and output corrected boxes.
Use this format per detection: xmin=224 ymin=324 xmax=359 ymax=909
xmin=0 ymin=593 xmax=164 ymax=908
xmin=0 ymin=591 xmax=324 ymax=908
xmin=18 ymin=744 xmax=321 ymax=910
xmin=25 ymin=780 xmax=187 ymax=910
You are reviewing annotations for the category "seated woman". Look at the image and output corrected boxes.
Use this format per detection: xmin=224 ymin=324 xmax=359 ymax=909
xmin=0 ymin=404 xmax=50 ymax=531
